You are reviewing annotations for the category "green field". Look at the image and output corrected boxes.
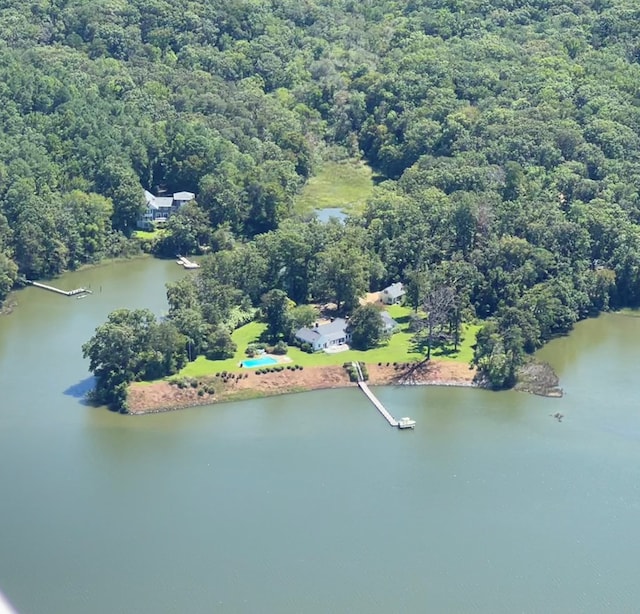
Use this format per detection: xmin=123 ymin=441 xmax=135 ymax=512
xmin=294 ymin=160 xmax=375 ymax=216
xmin=134 ymin=227 xmax=169 ymax=239
xmin=178 ymin=305 xmax=479 ymax=378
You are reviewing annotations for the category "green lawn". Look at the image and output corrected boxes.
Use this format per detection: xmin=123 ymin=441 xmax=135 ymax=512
xmin=178 ymin=305 xmax=479 ymax=378
xmin=133 ymin=229 xmax=165 ymax=240
xmin=294 ymin=160 xmax=375 ymax=216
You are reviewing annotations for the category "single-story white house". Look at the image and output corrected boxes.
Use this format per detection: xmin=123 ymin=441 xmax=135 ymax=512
xmin=295 ymin=311 xmax=398 ymax=352
xmin=137 ymin=189 xmax=195 ymax=229
xmin=294 ymin=318 xmax=351 ymax=352
xmin=380 ymin=282 xmax=405 ymax=305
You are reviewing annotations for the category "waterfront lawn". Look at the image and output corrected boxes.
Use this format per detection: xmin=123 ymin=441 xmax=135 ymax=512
xmin=177 ymin=305 xmax=479 ymax=378
xmin=179 ymin=321 xmax=267 ymax=378
xmin=294 ymin=160 xmax=375 ymax=216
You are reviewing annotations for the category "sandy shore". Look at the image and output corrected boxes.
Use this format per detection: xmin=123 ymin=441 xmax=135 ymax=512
xmin=127 ymin=360 xmax=478 ymax=415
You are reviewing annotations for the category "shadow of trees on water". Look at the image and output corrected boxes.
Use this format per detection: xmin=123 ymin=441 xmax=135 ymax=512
xmin=63 ymin=376 xmax=96 ymax=406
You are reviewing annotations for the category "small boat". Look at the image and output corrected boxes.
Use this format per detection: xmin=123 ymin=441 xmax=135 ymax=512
xmin=398 ymin=417 xmax=416 ymax=429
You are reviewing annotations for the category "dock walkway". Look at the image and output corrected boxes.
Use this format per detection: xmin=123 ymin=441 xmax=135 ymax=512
xmin=358 ymin=380 xmax=398 ymax=427
xmin=26 ymin=280 xmax=92 ymax=297
xmin=352 ymin=362 xmax=415 ymax=429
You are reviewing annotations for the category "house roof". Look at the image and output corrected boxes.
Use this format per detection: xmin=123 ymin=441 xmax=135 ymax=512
xmin=144 ymin=191 xmax=174 ymax=210
xmin=155 ymin=196 xmax=174 ymax=209
xmin=295 ymin=327 xmax=319 ymax=344
xmin=173 ymin=191 xmax=195 ymax=201
xmin=295 ymin=318 xmax=349 ymax=344
xmin=382 ymin=282 xmax=405 ymax=299
xmin=381 ymin=311 xmax=398 ymax=330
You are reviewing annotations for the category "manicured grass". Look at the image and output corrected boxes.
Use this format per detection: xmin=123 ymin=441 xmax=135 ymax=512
xmin=179 ymin=321 xmax=267 ymax=378
xmin=134 ymin=229 xmax=164 ymax=240
xmin=294 ymin=160 xmax=375 ymax=216
xmin=177 ymin=306 xmax=479 ymax=378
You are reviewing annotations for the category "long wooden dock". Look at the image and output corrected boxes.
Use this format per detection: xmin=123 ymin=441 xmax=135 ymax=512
xmin=25 ymin=280 xmax=92 ymax=297
xmin=358 ymin=380 xmax=399 ymax=427
xmin=353 ymin=362 xmax=415 ymax=429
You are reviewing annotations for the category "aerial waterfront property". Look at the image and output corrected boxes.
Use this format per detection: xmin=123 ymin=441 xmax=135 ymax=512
xmin=2 ymin=0 xmax=640 ymax=610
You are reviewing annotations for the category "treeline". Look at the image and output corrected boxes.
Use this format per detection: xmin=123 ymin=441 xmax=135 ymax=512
xmin=2 ymin=0 xmax=640 ymax=387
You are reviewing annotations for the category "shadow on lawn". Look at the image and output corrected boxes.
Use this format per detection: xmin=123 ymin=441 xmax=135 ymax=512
xmin=410 ymin=335 xmax=461 ymax=359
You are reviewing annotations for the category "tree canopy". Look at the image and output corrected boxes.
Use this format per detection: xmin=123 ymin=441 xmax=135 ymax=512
xmin=3 ymin=0 xmax=637 ymax=390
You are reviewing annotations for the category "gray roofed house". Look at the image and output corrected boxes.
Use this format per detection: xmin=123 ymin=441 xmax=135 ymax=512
xmin=380 ymin=282 xmax=405 ymax=305
xmin=137 ymin=189 xmax=196 ymax=229
xmin=294 ymin=318 xmax=351 ymax=352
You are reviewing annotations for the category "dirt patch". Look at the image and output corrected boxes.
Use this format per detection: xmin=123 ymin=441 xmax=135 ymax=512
xmin=127 ymin=360 xmax=478 ymax=415
xmin=367 ymin=360 xmax=478 ymax=387
xmin=359 ymin=292 xmax=382 ymax=306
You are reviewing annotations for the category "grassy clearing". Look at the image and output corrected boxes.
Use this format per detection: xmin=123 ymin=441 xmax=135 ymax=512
xmin=294 ymin=160 xmax=375 ymax=216
xmin=177 ymin=305 xmax=479 ymax=378
xmin=133 ymin=229 xmax=164 ymax=240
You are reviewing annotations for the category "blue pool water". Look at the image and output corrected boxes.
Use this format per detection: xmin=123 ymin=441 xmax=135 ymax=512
xmin=242 ymin=356 xmax=278 ymax=368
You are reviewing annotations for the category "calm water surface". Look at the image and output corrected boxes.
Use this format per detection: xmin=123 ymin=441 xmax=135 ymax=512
xmin=1 ymin=258 xmax=639 ymax=613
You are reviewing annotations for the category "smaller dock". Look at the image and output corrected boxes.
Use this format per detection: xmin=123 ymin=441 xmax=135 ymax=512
xmin=26 ymin=280 xmax=92 ymax=297
xmin=176 ymin=255 xmax=200 ymax=269
xmin=353 ymin=362 xmax=415 ymax=429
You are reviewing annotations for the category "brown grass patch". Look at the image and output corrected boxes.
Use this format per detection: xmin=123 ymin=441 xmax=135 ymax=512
xmin=127 ymin=360 xmax=477 ymax=415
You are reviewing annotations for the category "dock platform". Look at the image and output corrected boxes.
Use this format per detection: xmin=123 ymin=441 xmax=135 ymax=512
xmin=176 ymin=255 xmax=200 ymax=269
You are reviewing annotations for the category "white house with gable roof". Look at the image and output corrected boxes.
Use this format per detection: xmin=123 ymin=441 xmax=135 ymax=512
xmin=294 ymin=318 xmax=351 ymax=352
xmin=380 ymin=282 xmax=405 ymax=305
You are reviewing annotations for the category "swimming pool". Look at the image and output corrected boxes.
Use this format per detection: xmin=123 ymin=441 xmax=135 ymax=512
xmin=242 ymin=356 xmax=278 ymax=368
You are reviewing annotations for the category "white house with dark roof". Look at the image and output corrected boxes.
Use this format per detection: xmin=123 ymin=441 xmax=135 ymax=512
xmin=294 ymin=318 xmax=351 ymax=352
xmin=380 ymin=282 xmax=405 ymax=305
xmin=137 ymin=189 xmax=196 ymax=229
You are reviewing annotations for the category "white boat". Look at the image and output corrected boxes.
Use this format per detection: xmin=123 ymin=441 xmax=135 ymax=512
xmin=398 ymin=417 xmax=416 ymax=429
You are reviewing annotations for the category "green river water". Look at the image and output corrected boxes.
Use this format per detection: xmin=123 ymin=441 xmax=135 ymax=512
xmin=1 ymin=257 xmax=639 ymax=613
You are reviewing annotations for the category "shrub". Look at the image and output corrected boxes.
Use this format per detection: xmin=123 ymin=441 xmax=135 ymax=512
xmin=301 ymin=342 xmax=313 ymax=353
xmin=197 ymin=389 xmax=205 ymax=397
xmin=273 ymin=341 xmax=288 ymax=355
xmin=205 ymin=327 xmax=237 ymax=360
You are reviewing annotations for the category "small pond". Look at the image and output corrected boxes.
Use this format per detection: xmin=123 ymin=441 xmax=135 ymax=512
xmin=314 ymin=207 xmax=347 ymax=223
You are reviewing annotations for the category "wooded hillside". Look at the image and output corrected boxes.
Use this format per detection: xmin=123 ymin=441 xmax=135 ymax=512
xmin=4 ymin=0 xmax=640 ymax=385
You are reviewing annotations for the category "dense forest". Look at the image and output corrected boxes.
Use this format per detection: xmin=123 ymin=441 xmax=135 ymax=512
xmin=4 ymin=0 xmax=640 ymax=393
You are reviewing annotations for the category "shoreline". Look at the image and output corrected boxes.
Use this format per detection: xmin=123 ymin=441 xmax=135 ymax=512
xmin=127 ymin=361 xmax=479 ymax=415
